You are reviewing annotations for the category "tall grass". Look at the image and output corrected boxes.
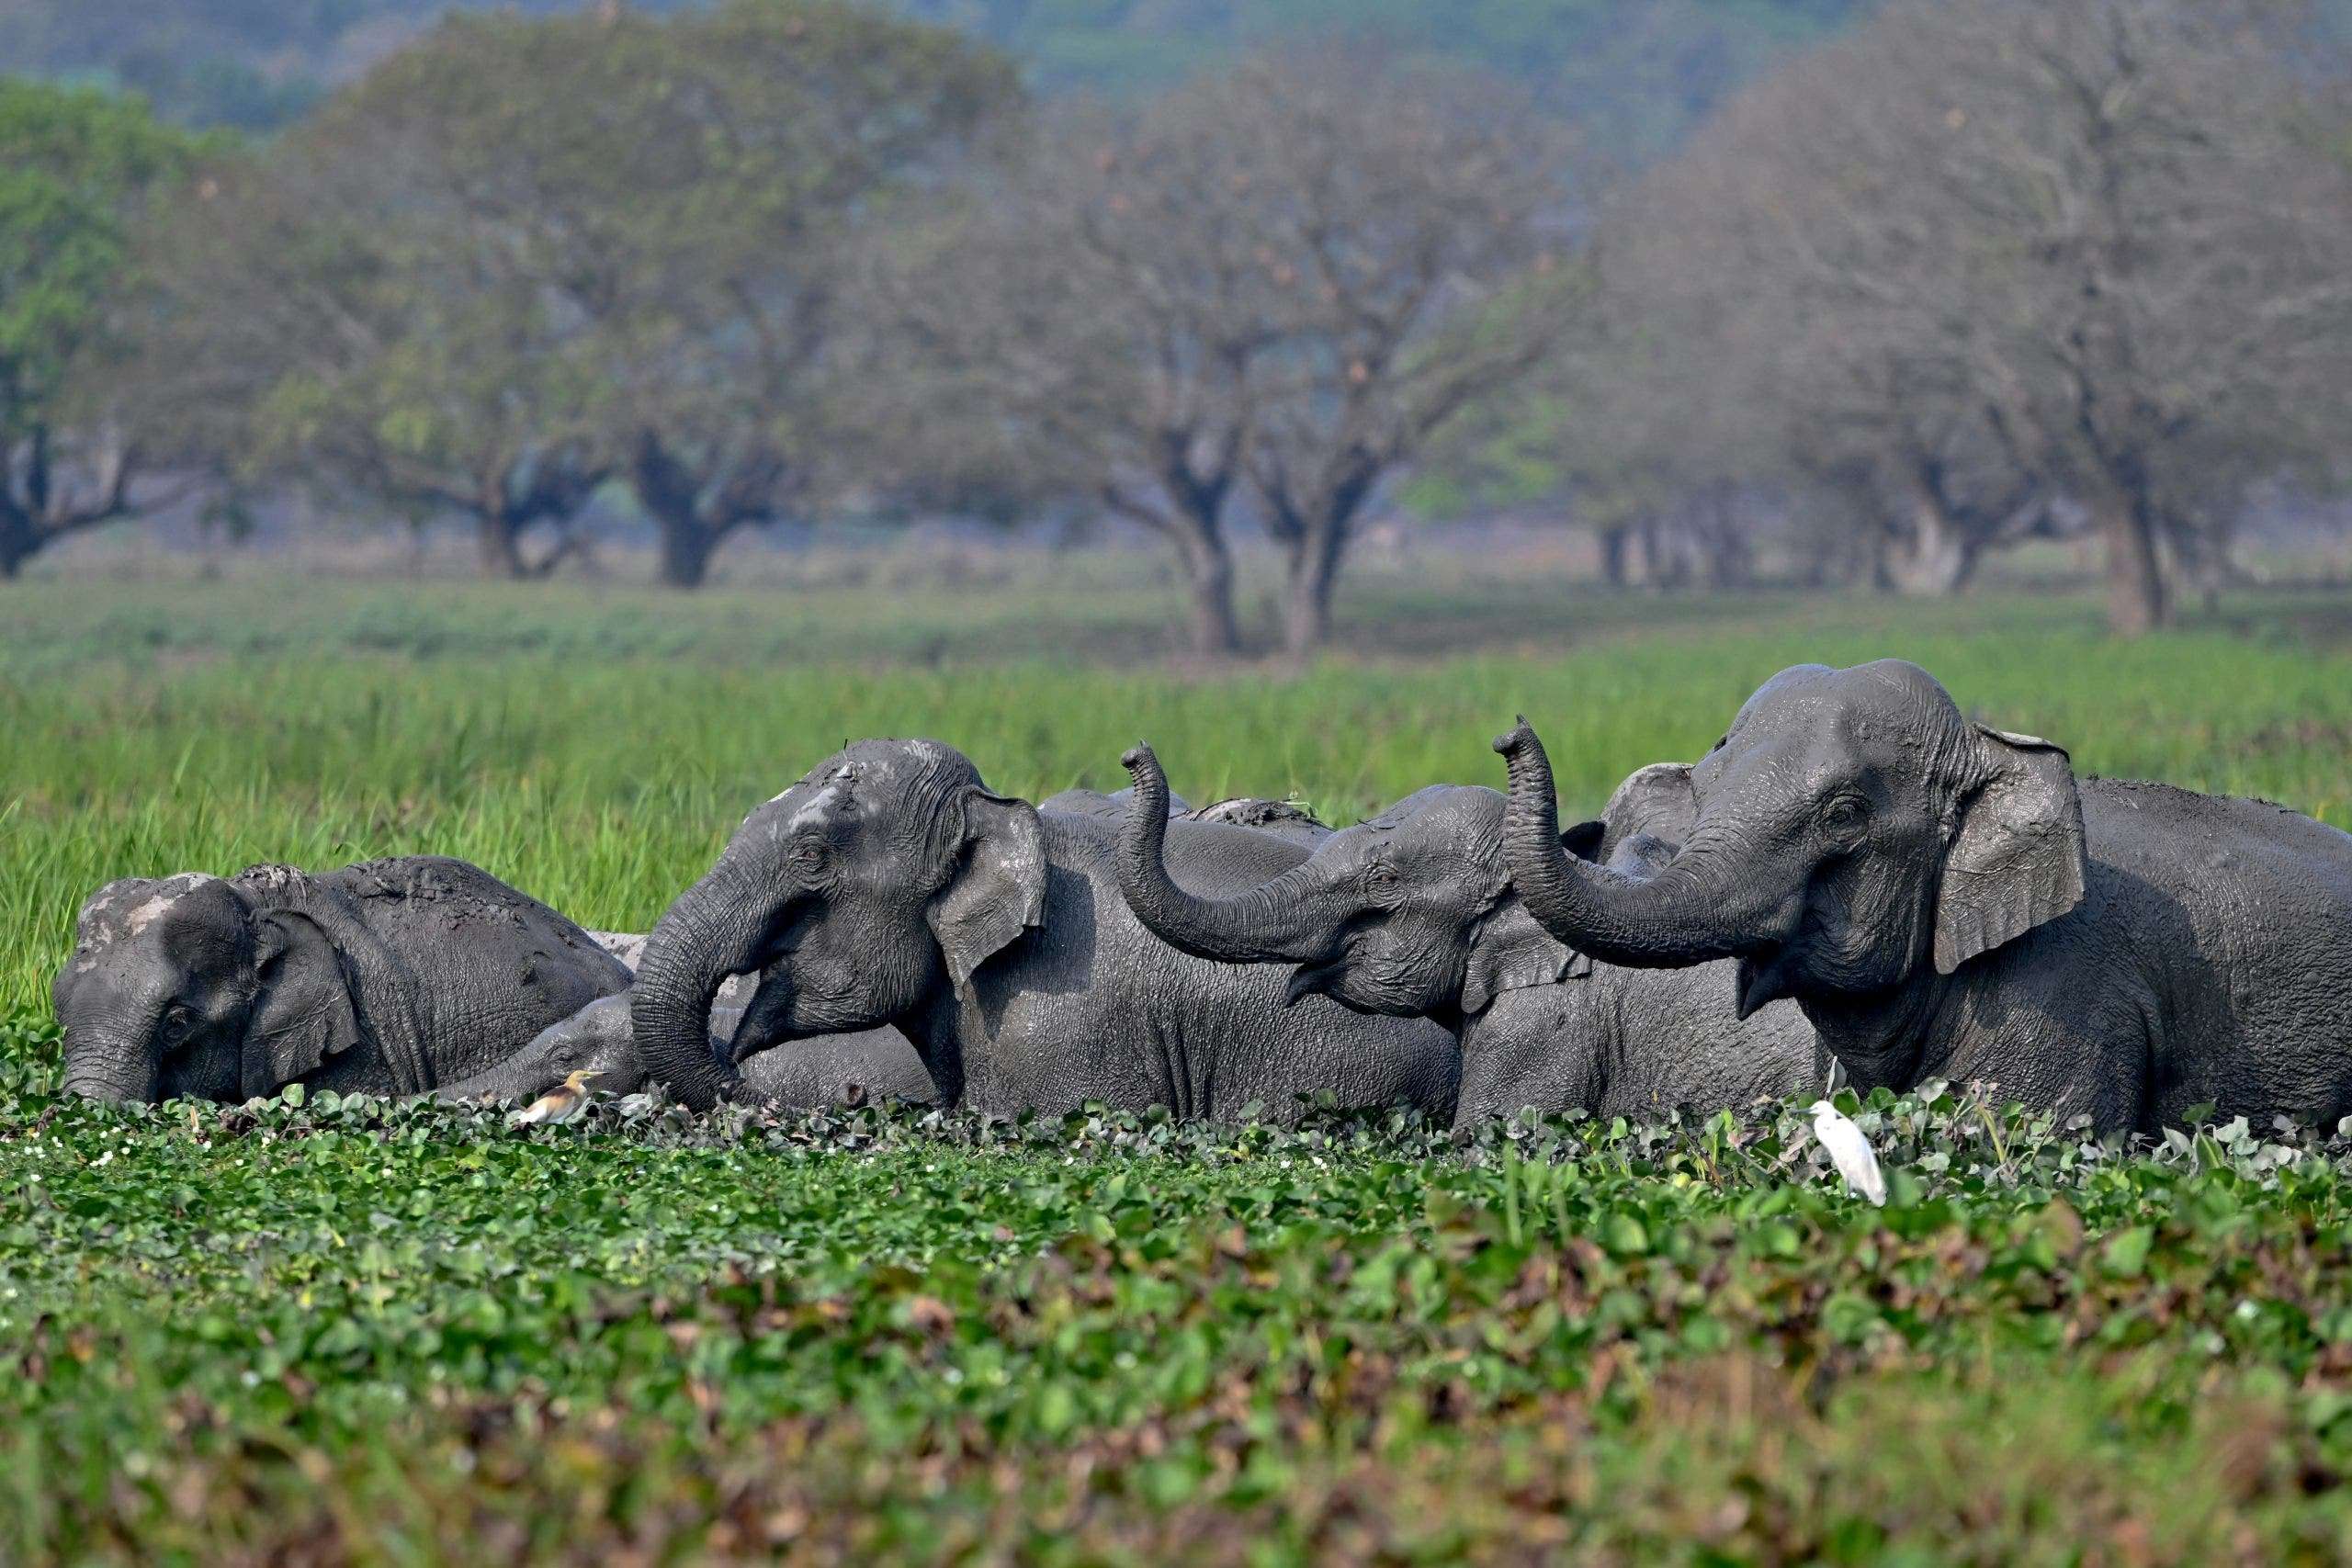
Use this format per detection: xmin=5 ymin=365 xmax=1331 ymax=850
xmin=5 ymin=575 xmax=2349 ymax=1014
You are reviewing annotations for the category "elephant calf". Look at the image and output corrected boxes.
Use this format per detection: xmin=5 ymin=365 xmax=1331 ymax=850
xmin=433 ymin=992 xmax=936 ymax=1110
xmin=628 ymin=739 xmax=1459 ymax=1122
xmin=55 ymin=857 xmax=631 ymax=1103
xmin=434 ymin=935 xmax=935 ymax=1110
xmin=1114 ymin=745 xmax=1818 ymax=1130
xmin=1497 ymin=660 xmax=2352 ymax=1134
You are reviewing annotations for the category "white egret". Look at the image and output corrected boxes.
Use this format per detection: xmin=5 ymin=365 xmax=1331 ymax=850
xmin=1808 ymin=1099 xmax=1886 ymax=1206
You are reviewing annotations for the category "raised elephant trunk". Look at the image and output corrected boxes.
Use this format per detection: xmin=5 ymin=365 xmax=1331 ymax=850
xmin=1493 ymin=719 xmax=1753 ymax=970
xmin=1116 ymin=744 xmax=1338 ymax=964
xmin=629 ymin=863 xmax=766 ymax=1111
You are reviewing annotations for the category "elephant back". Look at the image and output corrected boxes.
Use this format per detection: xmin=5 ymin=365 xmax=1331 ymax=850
xmin=314 ymin=856 xmax=633 ymax=1080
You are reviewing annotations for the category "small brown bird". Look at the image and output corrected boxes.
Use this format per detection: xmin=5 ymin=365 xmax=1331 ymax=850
xmin=514 ymin=1069 xmax=603 ymax=1126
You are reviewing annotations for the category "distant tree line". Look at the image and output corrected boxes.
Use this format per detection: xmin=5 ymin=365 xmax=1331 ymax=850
xmin=1440 ymin=0 xmax=2352 ymax=636
xmin=3 ymin=0 xmax=2349 ymax=644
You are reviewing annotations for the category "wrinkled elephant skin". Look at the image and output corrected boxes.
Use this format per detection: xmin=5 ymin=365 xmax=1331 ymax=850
xmin=54 ymin=857 xmax=631 ymax=1103
xmin=630 ymin=739 xmax=1458 ymax=1122
xmin=1495 ymin=660 xmax=2352 ymax=1133
xmin=1114 ymin=745 xmax=1817 ymax=1129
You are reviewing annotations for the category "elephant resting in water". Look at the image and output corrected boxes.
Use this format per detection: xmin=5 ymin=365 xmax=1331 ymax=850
xmin=1495 ymin=660 xmax=2352 ymax=1135
xmin=432 ymin=940 xmax=935 ymax=1109
xmin=55 ymin=857 xmax=632 ymax=1103
xmin=1114 ymin=745 xmax=1817 ymax=1130
xmin=628 ymin=739 xmax=1459 ymax=1122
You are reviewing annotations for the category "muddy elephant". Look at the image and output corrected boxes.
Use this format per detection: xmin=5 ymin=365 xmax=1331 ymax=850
xmin=431 ymin=991 xmax=936 ymax=1109
xmin=432 ymin=936 xmax=934 ymax=1109
xmin=1494 ymin=660 xmax=2352 ymax=1134
xmin=1114 ymin=745 xmax=1817 ymax=1129
xmin=54 ymin=857 xmax=631 ymax=1103
xmin=628 ymin=739 xmax=1458 ymax=1122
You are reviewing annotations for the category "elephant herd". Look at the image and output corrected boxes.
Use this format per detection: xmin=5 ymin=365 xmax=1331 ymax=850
xmin=52 ymin=660 xmax=2352 ymax=1138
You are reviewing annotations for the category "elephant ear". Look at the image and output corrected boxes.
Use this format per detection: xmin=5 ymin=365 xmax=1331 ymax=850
xmin=1599 ymin=762 xmax=1698 ymax=861
xmin=927 ymin=788 xmax=1048 ymax=996
xmin=243 ymin=908 xmax=365 ymax=1094
xmin=1558 ymin=819 xmax=1607 ymax=863
xmin=1463 ymin=902 xmax=1587 ymax=1017
xmin=1934 ymin=727 xmax=2087 ymax=976
xmin=1606 ymin=830 xmax=1681 ymax=880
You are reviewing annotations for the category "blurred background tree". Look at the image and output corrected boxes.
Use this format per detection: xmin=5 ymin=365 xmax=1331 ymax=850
xmin=3 ymin=0 xmax=2348 ymax=639
xmin=0 ymin=81 xmax=212 ymax=577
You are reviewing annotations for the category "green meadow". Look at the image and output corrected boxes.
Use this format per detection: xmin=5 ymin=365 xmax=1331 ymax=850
xmin=6 ymin=569 xmax=2352 ymax=1560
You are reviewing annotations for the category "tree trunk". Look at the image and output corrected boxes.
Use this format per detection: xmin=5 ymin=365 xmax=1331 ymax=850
xmin=478 ymin=513 xmax=529 ymax=579
xmin=654 ymin=513 xmax=721 ymax=589
xmin=1883 ymin=490 xmax=1977 ymax=596
xmin=628 ymin=431 xmax=743 ymax=590
xmin=1598 ymin=523 xmax=1630 ymax=588
xmin=1280 ymin=524 xmax=1346 ymax=657
xmin=2098 ymin=490 xmax=2165 ymax=637
xmin=0 ymin=498 xmax=52 ymax=577
xmin=1177 ymin=537 xmax=1240 ymax=657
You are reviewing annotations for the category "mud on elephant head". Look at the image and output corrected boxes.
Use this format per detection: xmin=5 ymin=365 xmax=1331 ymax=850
xmin=53 ymin=858 xmax=629 ymax=1103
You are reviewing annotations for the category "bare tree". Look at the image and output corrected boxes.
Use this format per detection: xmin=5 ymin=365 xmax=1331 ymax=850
xmin=885 ymin=98 xmax=1294 ymax=655
xmin=1647 ymin=0 xmax=2352 ymax=631
xmin=1233 ymin=59 xmax=1574 ymax=653
xmin=899 ymin=53 xmax=1570 ymax=656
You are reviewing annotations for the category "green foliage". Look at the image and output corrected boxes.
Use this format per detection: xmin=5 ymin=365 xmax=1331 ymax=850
xmin=155 ymin=0 xmax=1021 ymax=578
xmin=7 ymin=1031 xmax=2352 ymax=1557
xmin=5 ymin=574 xmax=2352 ymax=1016
xmin=0 ymin=80 xmax=209 ymax=438
xmin=8 ymin=579 xmax=2352 ymax=1554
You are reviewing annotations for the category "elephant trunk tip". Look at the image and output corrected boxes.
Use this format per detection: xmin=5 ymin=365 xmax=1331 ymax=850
xmin=1492 ymin=716 xmax=1540 ymax=760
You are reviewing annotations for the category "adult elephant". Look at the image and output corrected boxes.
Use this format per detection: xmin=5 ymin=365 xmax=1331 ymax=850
xmin=1114 ymin=745 xmax=1817 ymax=1129
xmin=1493 ymin=660 xmax=2352 ymax=1134
xmin=54 ymin=857 xmax=631 ymax=1103
xmin=628 ymin=739 xmax=1458 ymax=1122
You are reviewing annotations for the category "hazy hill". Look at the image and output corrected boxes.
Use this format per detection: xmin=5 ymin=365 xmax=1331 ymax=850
xmin=0 ymin=0 xmax=1864 ymax=154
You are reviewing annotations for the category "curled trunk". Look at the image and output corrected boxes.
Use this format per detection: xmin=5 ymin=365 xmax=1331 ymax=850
xmin=1491 ymin=719 xmax=1751 ymax=970
xmin=628 ymin=866 xmax=763 ymax=1111
xmin=1114 ymin=744 xmax=1337 ymax=964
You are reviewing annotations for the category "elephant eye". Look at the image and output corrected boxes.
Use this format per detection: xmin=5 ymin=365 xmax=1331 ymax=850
xmin=788 ymin=837 xmax=833 ymax=874
xmin=1821 ymin=796 xmax=1868 ymax=836
xmin=1363 ymin=862 xmax=1404 ymax=903
xmin=160 ymin=1003 xmax=195 ymax=1043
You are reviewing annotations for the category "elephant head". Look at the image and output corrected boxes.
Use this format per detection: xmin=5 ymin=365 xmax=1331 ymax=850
xmin=1115 ymin=744 xmax=1590 ymax=1023
xmin=1494 ymin=660 xmax=2086 ymax=1017
xmin=631 ymin=739 xmax=1046 ymax=1110
xmin=435 ymin=994 xmax=654 ymax=1104
xmin=53 ymin=867 xmax=379 ymax=1103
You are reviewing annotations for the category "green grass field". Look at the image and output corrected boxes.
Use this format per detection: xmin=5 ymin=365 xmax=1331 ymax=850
xmin=6 ymin=569 xmax=2352 ymax=1560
